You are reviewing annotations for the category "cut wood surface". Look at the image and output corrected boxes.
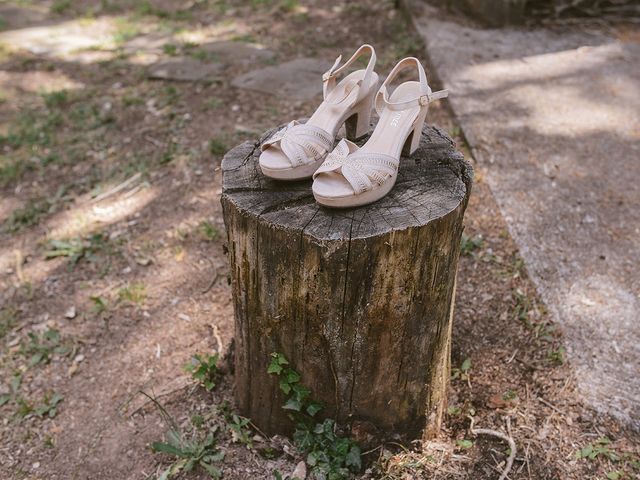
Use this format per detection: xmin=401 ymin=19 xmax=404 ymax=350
xmin=221 ymin=124 xmax=473 ymax=441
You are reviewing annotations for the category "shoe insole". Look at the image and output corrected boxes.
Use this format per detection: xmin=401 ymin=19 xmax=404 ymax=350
xmin=260 ymin=71 xmax=366 ymax=171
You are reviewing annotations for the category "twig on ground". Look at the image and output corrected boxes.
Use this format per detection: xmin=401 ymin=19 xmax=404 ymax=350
xmin=247 ymin=419 xmax=269 ymax=441
xmin=537 ymin=396 xmax=564 ymax=416
xmin=201 ymin=257 xmax=219 ymax=294
xmin=212 ymin=324 xmax=224 ymax=355
xmin=144 ymin=135 xmax=164 ymax=148
xmin=14 ymin=249 xmax=24 ymax=284
xmin=361 ymin=444 xmax=383 ymax=456
xmin=468 ymin=415 xmax=517 ymax=480
xmin=91 ymin=172 xmax=142 ymax=203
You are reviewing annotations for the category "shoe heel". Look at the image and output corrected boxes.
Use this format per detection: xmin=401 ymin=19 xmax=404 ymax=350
xmin=402 ymin=110 xmax=427 ymax=156
xmin=345 ymin=88 xmax=376 ymax=141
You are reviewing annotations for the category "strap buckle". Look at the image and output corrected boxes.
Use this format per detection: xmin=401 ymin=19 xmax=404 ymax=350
xmin=419 ymin=89 xmax=449 ymax=106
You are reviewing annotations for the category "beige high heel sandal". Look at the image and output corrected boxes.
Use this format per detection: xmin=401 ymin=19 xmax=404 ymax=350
xmin=259 ymin=45 xmax=379 ymax=180
xmin=312 ymin=57 xmax=448 ymax=208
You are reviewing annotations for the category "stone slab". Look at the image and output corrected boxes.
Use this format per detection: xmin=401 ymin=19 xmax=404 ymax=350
xmin=197 ymin=40 xmax=275 ymax=64
xmin=148 ymin=58 xmax=225 ymax=82
xmin=147 ymin=42 xmax=275 ymax=82
xmin=406 ymin=0 xmax=640 ymax=428
xmin=231 ymin=58 xmax=329 ymax=100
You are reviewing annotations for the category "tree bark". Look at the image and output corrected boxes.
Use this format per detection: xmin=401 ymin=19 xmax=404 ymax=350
xmin=221 ymin=125 xmax=473 ymax=442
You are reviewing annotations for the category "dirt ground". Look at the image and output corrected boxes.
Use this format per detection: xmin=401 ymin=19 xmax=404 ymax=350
xmin=0 ymin=1 xmax=638 ymax=479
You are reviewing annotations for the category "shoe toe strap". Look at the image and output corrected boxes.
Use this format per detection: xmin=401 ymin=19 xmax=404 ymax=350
xmin=315 ymin=141 xmax=398 ymax=195
xmin=263 ymin=122 xmax=334 ymax=168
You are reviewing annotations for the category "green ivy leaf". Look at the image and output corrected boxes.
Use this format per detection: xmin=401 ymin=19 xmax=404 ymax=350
xmin=345 ymin=445 xmax=361 ymax=470
xmin=460 ymin=358 xmax=471 ymax=372
xmin=285 ymin=369 xmax=301 ymax=384
xmin=306 ymin=402 xmax=322 ymax=417
xmin=279 ymin=378 xmax=292 ymax=394
xmin=283 ymin=398 xmax=302 ymax=412
xmin=267 ymin=360 xmax=283 ymax=375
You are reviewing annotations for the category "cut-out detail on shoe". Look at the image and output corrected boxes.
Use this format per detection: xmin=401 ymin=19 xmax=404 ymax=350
xmin=259 ymin=44 xmax=379 ymax=181
xmin=313 ymin=139 xmax=398 ymax=195
xmin=313 ymin=57 xmax=448 ymax=208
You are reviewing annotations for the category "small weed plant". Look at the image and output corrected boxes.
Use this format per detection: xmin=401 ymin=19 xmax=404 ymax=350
xmin=451 ymin=358 xmax=471 ymax=381
xmin=21 ymin=329 xmax=70 ymax=367
xmin=186 ymin=353 xmax=219 ymax=391
xmin=118 ymin=282 xmax=147 ymax=305
xmin=576 ymin=437 xmax=619 ymax=462
xmin=44 ymin=232 xmax=116 ymax=277
xmin=268 ymin=352 xmax=361 ymax=480
xmin=460 ymin=233 xmax=484 ymax=256
xmin=146 ymin=392 xmax=225 ymax=479
xmin=227 ymin=414 xmax=253 ymax=448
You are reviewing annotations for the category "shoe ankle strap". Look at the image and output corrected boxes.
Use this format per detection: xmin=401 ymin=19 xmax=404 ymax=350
xmin=375 ymin=57 xmax=448 ymax=114
xmin=322 ymin=44 xmax=377 ymax=105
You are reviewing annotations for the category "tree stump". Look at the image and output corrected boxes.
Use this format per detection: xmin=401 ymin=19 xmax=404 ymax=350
xmin=221 ymin=124 xmax=473 ymax=442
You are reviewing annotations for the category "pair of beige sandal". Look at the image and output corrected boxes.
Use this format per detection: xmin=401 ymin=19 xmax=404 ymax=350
xmin=259 ymin=44 xmax=448 ymax=208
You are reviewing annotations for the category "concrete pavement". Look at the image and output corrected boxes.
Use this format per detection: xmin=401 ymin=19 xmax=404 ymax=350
xmin=406 ymin=0 xmax=640 ymax=428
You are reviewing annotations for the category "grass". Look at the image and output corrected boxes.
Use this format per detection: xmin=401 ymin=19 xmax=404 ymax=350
xmin=0 ymin=109 xmax=62 ymax=149
xmin=112 ymin=17 xmax=141 ymax=45
xmin=42 ymin=90 xmax=69 ymax=109
xmin=203 ymin=97 xmax=223 ymax=110
xmin=135 ymin=1 xmax=193 ymax=20
xmin=163 ymin=43 xmax=179 ymax=56
xmin=90 ymin=296 xmax=108 ymax=315
xmin=0 ymin=307 xmax=17 ymax=339
xmin=122 ymin=93 xmax=144 ymax=107
xmin=512 ymin=289 xmax=554 ymax=340
xmin=2 ymin=198 xmax=50 ymax=231
xmin=460 ymin=233 xmax=484 ymax=256
xmin=118 ymin=282 xmax=147 ymax=305
xmin=0 ymin=155 xmax=34 ymax=186
xmin=188 ymin=48 xmax=219 ymax=62
xmin=198 ymin=221 xmax=219 ymax=242
xmin=548 ymin=346 xmax=566 ymax=365
xmin=0 ymin=93 xmax=74 ymax=187
xmin=50 ymin=0 xmax=71 ymax=14
xmin=69 ymin=101 xmax=115 ymax=131
xmin=44 ymin=233 xmax=114 ymax=272
xmin=208 ymin=137 xmax=227 ymax=156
